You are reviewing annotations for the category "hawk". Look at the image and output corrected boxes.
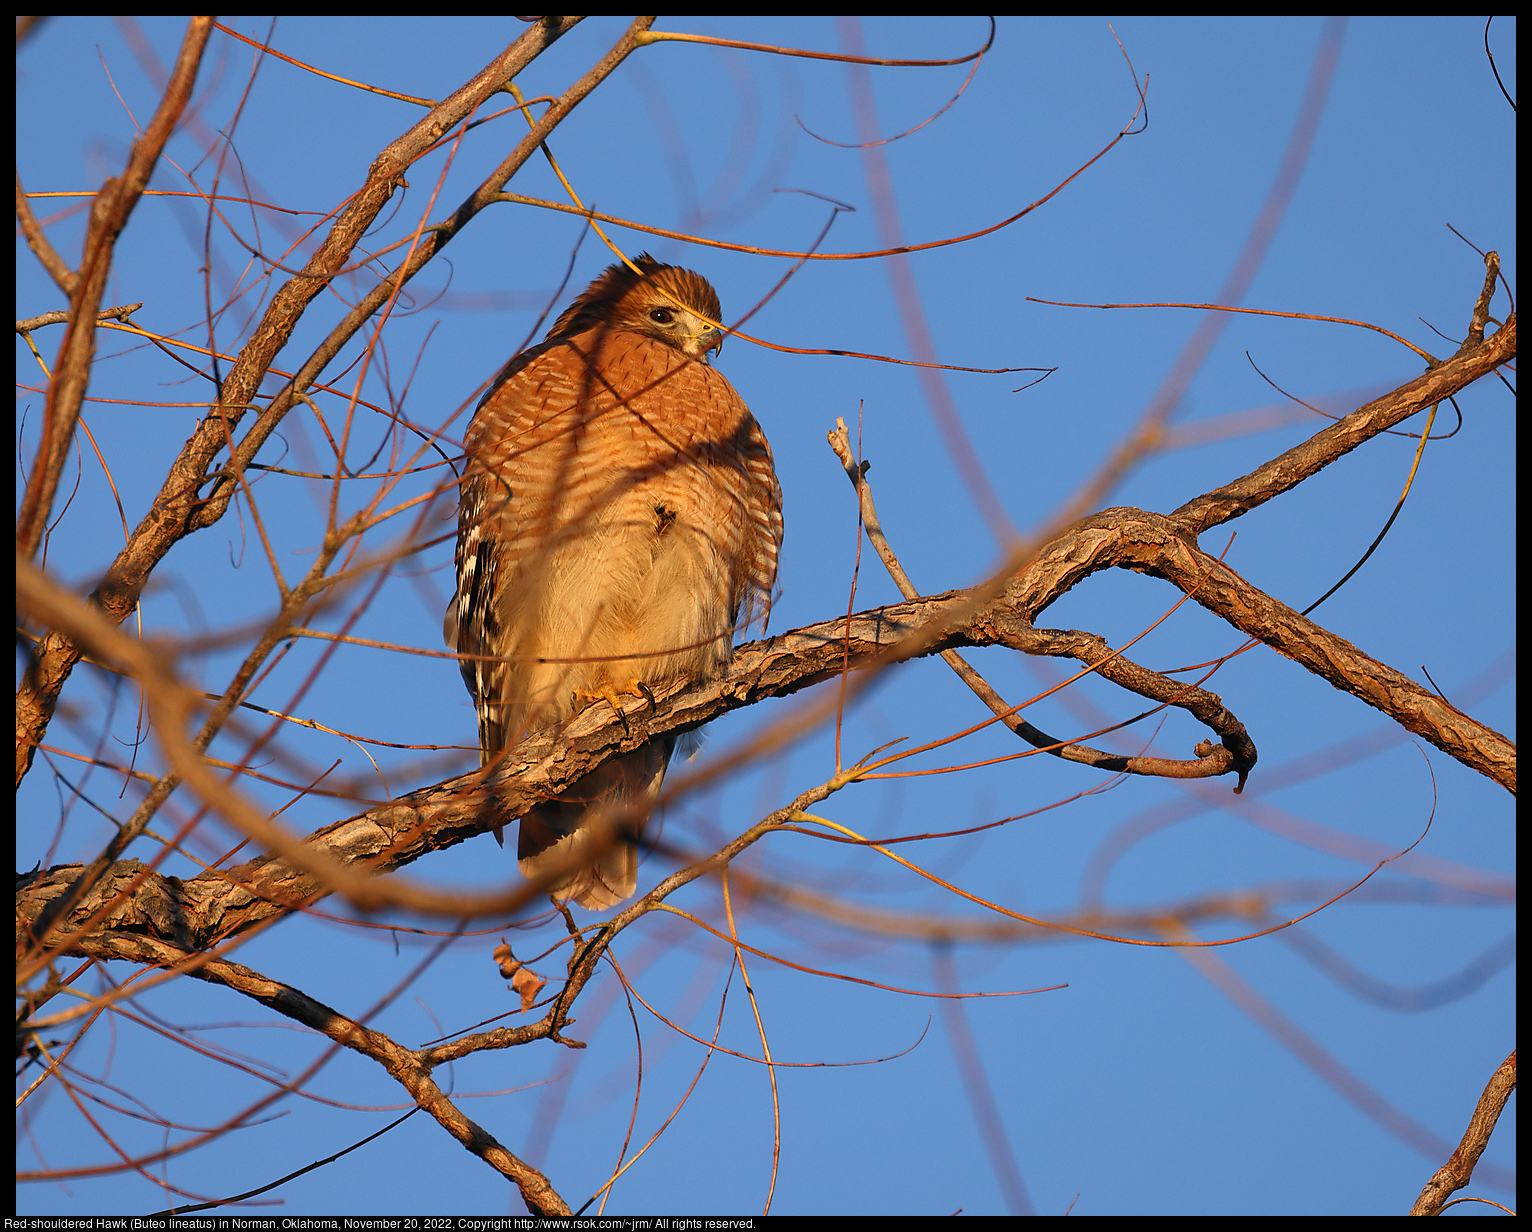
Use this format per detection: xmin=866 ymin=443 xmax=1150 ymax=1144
xmin=448 ymin=255 xmax=783 ymax=910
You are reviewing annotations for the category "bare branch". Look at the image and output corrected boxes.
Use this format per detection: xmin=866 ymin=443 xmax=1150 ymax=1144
xmin=15 ymin=171 xmax=79 ymax=296
xmin=829 ymin=419 xmax=1252 ymax=785
xmin=1172 ymin=311 xmax=1514 ymax=535
xmin=1008 ymin=507 xmax=1515 ymax=793
xmin=20 ymin=303 xmax=1515 ymax=963
xmin=16 ymin=302 xmax=143 ymax=333
xmin=1409 ymin=1051 xmax=1516 ymax=1215
xmin=16 ymin=17 xmax=594 ymax=786
xmin=17 ymin=933 xmax=571 ymax=1214
xmin=16 ymin=17 xmax=214 ymax=561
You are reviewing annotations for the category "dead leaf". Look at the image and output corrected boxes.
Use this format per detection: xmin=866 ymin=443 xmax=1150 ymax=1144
xmin=511 ymin=965 xmax=547 ymax=1012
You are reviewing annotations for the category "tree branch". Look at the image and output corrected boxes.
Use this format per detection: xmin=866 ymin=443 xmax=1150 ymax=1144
xmin=16 ymin=16 xmax=213 ymax=561
xmin=1172 ymin=312 xmax=1514 ymax=535
xmin=829 ymin=419 xmax=1254 ymax=786
xmin=17 ymin=303 xmax=1513 ymax=988
xmin=16 ymin=17 xmax=590 ymax=787
xmin=17 ymin=932 xmax=571 ymax=1214
xmin=15 ymin=171 xmax=79 ymax=296
xmin=1409 ymin=1050 xmax=1515 ymax=1215
xmin=7 ymin=573 xmax=1269 ymax=956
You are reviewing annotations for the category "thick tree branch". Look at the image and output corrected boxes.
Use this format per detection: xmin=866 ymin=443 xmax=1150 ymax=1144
xmin=999 ymin=506 xmax=1514 ymax=792
xmin=9 ymin=576 xmax=1268 ymax=959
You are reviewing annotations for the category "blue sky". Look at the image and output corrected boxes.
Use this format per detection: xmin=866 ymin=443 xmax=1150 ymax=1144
xmin=17 ymin=16 xmax=1515 ymax=1216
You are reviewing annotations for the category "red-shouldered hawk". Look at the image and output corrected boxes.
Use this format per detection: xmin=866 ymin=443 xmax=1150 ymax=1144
xmin=447 ymin=255 xmax=783 ymax=910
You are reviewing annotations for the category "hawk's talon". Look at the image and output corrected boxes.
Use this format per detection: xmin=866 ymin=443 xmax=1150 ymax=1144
xmin=571 ymin=679 xmax=653 ymax=737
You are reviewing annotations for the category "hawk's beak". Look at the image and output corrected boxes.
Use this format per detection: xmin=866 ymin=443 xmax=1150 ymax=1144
xmin=681 ymin=325 xmax=723 ymax=361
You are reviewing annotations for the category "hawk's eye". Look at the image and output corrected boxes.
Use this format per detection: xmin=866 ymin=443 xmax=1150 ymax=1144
xmin=648 ymin=307 xmax=674 ymax=326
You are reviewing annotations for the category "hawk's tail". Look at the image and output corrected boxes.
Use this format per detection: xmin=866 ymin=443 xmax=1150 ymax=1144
xmin=517 ymin=737 xmax=675 ymax=910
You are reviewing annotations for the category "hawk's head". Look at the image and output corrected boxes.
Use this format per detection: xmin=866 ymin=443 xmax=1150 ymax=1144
xmin=547 ymin=254 xmax=726 ymax=362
